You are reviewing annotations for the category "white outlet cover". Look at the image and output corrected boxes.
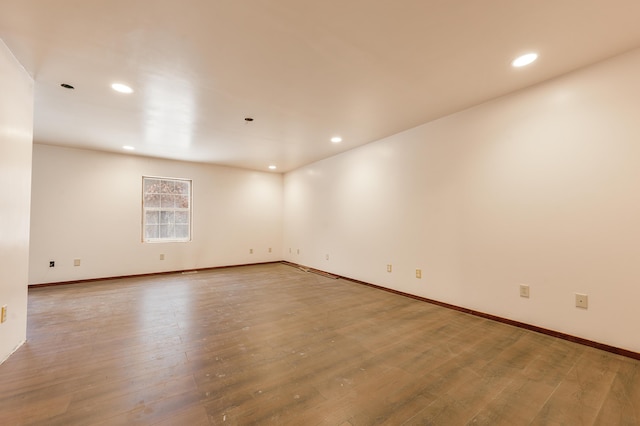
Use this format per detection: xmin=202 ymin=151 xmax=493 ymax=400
xmin=575 ymin=293 xmax=588 ymax=309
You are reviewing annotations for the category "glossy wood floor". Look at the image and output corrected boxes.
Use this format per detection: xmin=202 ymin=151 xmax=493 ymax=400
xmin=1 ymin=263 xmax=639 ymax=425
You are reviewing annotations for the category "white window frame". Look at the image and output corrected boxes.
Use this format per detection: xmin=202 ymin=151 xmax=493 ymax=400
xmin=142 ymin=176 xmax=192 ymax=243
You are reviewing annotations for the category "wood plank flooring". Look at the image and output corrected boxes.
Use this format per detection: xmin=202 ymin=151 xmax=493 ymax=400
xmin=1 ymin=263 xmax=639 ymax=425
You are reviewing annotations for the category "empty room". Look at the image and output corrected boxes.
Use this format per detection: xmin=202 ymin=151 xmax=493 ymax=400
xmin=1 ymin=0 xmax=640 ymax=424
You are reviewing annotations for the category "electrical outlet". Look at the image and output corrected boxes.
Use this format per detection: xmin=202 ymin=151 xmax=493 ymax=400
xmin=416 ymin=269 xmax=422 ymax=279
xmin=326 ymin=254 xmax=329 ymax=260
xmin=387 ymin=264 xmax=392 ymax=273
xmin=49 ymin=261 xmax=55 ymax=268
xmin=268 ymin=248 xmax=272 ymax=253
xmin=249 ymin=248 xmax=253 ymax=254
xmin=159 ymin=254 xmax=165 ymax=260
xmin=1 ymin=305 xmax=6 ymax=323
xmin=520 ymin=284 xmax=530 ymax=298
xmin=74 ymin=259 xmax=81 ymax=266
xmin=575 ymin=293 xmax=588 ymax=309
xmin=297 ymin=249 xmax=300 ymax=255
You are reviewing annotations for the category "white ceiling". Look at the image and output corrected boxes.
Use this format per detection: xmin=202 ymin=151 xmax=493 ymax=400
xmin=1 ymin=0 xmax=640 ymax=172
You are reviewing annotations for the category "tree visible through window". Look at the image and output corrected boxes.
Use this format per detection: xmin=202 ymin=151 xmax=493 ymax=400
xmin=142 ymin=177 xmax=191 ymax=242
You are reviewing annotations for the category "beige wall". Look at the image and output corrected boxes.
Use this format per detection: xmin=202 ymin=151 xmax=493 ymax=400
xmin=20 ymin=46 xmax=640 ymax=356
xmin=0 ymin=40 xmax=33 ymax=362
xmin=283 ymin=48 xmax=640 ymax=353
xmin=29 ymin=145 xmax=283 ymax=284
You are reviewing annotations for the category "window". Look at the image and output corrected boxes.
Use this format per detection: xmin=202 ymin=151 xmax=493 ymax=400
xmin=142 ymin=176 xmax=191 ymax=242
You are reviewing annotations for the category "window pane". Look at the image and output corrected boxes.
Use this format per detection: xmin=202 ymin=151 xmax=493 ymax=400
xmin=160 ymin=224 xmax=174 ymax=238
xmin=175 ymin=181 xmax=189 ymax=194
xmin=145 ymin=211 xmax=159 ymax=225
xmin=160 ymin=211 xmax=174 ymax=224
xmin=176 ymin=195 xmax=189 ymax=208
xmin=175 ymin=225 xmax=189 ymax=239
xmin=175 ymin=211 xmax=189 ymax=224
xmin=145 ymin=224 xmax=159 ymax=239
xmin=160 ymin=194 xmax=175 ymax=208
xmin=144 ymin=193 xmax=160 ymax=208
xmin=144 ymin=178 xmax=160 ymax=194
xmin=160 ymin=180 xmax=175 ymax=194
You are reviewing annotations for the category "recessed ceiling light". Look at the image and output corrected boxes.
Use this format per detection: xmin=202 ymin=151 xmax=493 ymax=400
xmin=122 ymin=145 xmax=135 ymax=151
xmin=268 ymin=165 xmax=277 ymax=170
xmin=112 ymin=83 xmax=134 ymax=94
xmin=60 ymin=83 xmax=75 ymax=89
xmin=331 ymin=136 xmax=342 ymax=143
xmin=512 ymin=53 xmax=538 ymax=68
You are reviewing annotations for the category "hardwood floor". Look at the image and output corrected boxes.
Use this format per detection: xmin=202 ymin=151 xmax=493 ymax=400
xmin=1 ymin=263 xmax=638 ymax=425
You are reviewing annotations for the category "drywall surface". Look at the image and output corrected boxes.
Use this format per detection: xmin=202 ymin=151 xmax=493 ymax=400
xmin=283 ymin=48 xmax=640 ymax=353
xmin=0 ymin=40 xmax=33 ymax=362
xmin=29 ymin=145 xmax=283 ymax=284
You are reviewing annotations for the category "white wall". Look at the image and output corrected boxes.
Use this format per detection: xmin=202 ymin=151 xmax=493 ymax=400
xmin=0 ymin=40 xmax=33 ymax=362
xmin=283 ymin=48 xmax=640 ymax=353
xmin=29 ymin=145 xmax=283 ymax=284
